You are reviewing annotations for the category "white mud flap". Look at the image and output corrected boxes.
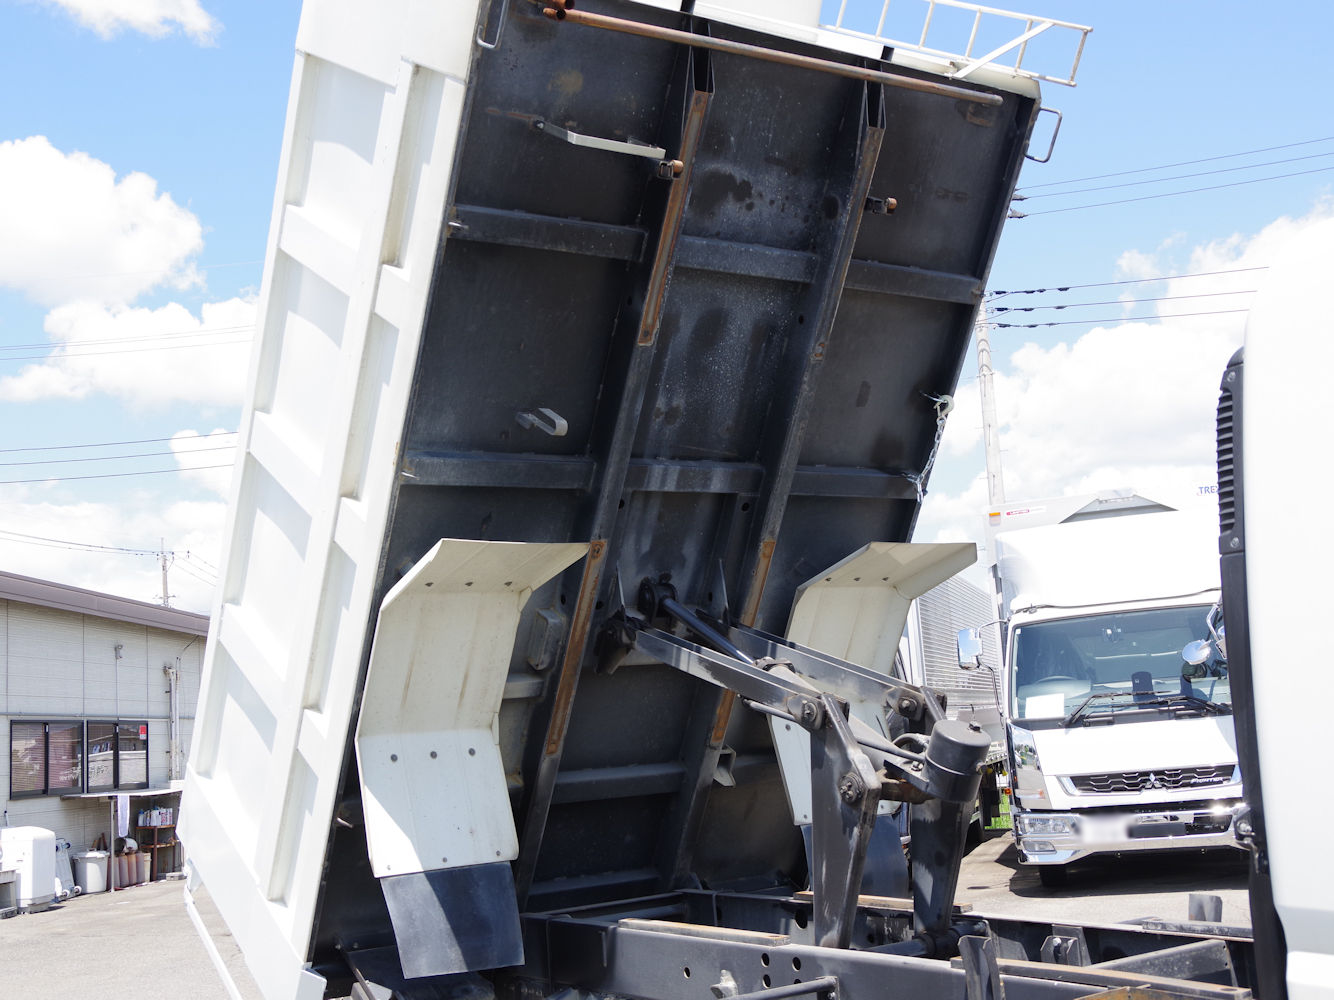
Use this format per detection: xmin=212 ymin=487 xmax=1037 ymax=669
xmin=770 ymin=541 xmax=977 ymax=826
xmin=356 ymin=538 xmax=587 ymax=977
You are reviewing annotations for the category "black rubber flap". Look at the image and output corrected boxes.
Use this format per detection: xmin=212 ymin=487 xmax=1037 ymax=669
xmin=380 ymin=864 xmax=523 ymax=978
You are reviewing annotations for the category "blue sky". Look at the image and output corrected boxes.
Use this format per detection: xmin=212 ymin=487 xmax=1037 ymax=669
xmin=0 ymin=0 xmax=1330 ymax=610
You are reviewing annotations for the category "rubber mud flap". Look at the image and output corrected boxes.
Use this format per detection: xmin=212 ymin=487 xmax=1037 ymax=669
xmin=380 ymin=863 xmax=523 ymax=978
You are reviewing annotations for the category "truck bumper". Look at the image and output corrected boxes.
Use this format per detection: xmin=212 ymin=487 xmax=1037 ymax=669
xmin=1014 ymin=800 xmax=1247 ymax=866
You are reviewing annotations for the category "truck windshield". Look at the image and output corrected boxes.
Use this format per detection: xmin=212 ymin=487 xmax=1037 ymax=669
xmin=1010 ymin=605 xmax=1229 ymax=721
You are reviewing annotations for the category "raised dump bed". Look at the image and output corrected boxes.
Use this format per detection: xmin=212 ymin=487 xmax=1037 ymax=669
xmin=175 ymin=4 xmax=1260 ymax=1000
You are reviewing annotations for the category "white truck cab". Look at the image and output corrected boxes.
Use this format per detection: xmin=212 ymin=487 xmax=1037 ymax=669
xmin=973 ymin=492 xmax=1244 ymax=884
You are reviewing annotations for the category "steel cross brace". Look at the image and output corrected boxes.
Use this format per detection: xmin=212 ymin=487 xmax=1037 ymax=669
xmin=630 ymin=625 xmax=881 ymax=949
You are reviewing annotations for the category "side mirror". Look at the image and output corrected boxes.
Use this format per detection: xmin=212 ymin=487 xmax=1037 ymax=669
xmin=957 ymin=627 xmax=983 ymax=669
xmin=1181 ymin=639 xmax=1212 ymax=679
xmin=1182 ymin=638 xmax=1212 ymax=667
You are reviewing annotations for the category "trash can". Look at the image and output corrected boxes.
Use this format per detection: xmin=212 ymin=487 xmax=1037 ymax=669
xmin=137 ymin=852 xmax=151 ymax=884
xmin=72 ymin=851 xmax=109 ymax=894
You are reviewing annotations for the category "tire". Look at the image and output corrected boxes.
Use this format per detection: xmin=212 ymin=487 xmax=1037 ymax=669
xmin=1038 ymin=865 xmax=1068 ymax=888
xmin=966 ymin=812 xmax=984 ymax=847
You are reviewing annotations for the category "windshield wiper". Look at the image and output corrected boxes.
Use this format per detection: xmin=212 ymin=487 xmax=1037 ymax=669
xmin=1061 ymin=690 xmax=1230 ymax=726
xmin=1062 ymin=691 xmax=1128 ymax=727
xmin=1146 ymin=692 xmax=1232 ymax=716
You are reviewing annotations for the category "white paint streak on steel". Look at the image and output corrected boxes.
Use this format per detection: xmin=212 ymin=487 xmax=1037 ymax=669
xmin=178 ymin=3 xmax=483 ymax=997
xmin=770 ymin=542 xmax=977 ymax=825
xmin=356 ymin=539 xmax=587 ymax=878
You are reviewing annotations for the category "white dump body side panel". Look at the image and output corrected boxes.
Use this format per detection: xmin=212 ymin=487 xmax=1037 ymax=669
xmin=178 ymin=4 xmax=482 ymax=996
xmin=1242 ymin=216 xmax=1334 ymax=1000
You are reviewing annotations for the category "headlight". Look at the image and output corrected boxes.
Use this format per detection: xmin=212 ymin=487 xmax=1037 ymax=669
xmin=1018 ymin=814 xmax=1076 ymax=836
xmin=1010 ymin=725 xmax=1047 ymax=801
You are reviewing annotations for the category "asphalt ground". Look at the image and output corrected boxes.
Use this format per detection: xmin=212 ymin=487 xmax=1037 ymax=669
xmin=0 ymin=877 xmax=260 ymax=999
xmin=954 ymin=827 xmax=1252 ymax=927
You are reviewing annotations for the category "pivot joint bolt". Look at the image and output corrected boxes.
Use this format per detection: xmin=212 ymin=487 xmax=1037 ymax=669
xmin=839 ymin=772 xmax=864 ymax=805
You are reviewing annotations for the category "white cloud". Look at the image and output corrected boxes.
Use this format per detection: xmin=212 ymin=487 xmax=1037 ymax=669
xmin=170 ymin=428 xmax=237 ymax=498
xmin=0 ymin=297 xmax=255 ymax=408
xmin=0 ymin=137 xmax=203 ymax=307
xmin=922 ymin=203 xmax=1334 ymax=554
xmin=0 ymin=492 xmax=225 ymax=613
xmin=38 ymin=0 xmax=219 ymax=43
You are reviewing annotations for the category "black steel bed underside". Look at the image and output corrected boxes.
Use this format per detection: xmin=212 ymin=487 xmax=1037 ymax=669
xmin=310 ymin=0 xmax=1048 ymax=987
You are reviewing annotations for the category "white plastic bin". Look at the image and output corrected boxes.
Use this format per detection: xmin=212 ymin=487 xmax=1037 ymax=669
xmin=0 ymin=827 xmax=56 ymax=911
xmin=72 ymin=851 xmax=109 ymax=894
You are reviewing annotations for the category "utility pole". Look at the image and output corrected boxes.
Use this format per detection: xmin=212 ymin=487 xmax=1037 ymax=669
xmin=976 ymin=303 xmax=1010 ymax=635
xmin=976 ymin=303 xmax=1006 ymax=507
xmin=157 ymin=538 xmax=175 ymax=608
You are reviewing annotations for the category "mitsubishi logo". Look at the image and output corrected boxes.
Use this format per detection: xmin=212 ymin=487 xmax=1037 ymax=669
xmin=1144 ymin=772 xmax=1164 ymax=790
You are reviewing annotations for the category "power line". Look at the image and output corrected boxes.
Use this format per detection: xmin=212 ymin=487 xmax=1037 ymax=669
xmin=0 ymin=431 xmax=236 ymax=456
xmin=996 ymin=308 xmax=1250 ymax=329
xmin=1013 ymin=150 xmax=1334 ymax=200
xmin=1017 ymin=136 xmax=1334 ymax=191
xmin=0 ymin=464 xmax=232 ymax=486
xmin=0 ymin=528 xmax=158 ymax=556
xmin=988 ymin=266 xmax=1269 ymax=297
xmin=0 ymin=444 xmax=235 ymax=468
xmin=0 ymin=530 xmax=221 ymax=587
xmin=19 ymin=259 xmax=263 ymax=282
xmin=183 ymin=551 xmax=220 ymax=574
xmin=0 ymin=324 xmax=253 ymax=353
xmin=0 ymin=337 xmax=250 ymax=364
xmin=993 ymin=289 xmax=1258 ymax=313
xmin=173 ymin=561 xmax=218 ymax=587
xmin=1010 ymin=166 xmax=1334 ymax=218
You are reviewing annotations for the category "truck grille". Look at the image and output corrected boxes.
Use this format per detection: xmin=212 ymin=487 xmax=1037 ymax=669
xmin=1070 ymin=765 xmax=1236 ymax=794
xmin=1217 ymin=377 xmax=1236 ymax=533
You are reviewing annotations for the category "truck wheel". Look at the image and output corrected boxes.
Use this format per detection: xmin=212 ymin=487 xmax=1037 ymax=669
xmin=1038 ymin=866 xmax=1067 ymax=888
xmin=967 ymin=812 xmax=984 ymax=846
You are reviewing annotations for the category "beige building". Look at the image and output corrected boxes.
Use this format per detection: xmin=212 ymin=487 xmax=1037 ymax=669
xmin=2 ymin=571 xmax=207 ymax=868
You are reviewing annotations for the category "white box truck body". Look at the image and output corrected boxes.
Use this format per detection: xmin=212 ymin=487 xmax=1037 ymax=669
xmin=987 ymin=492 xmax=1244 ymax=883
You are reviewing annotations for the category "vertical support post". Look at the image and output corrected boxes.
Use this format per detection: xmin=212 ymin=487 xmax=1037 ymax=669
xmin=909 ymin=797 xmax=971 ymax=937
xmin=513 ymin=44 xmax=715 ymax=904
xmin=810 ymin=694 xmax=881 ymax=949
xmin=736 ymin=78 xmax=886 ymax=627
xmin=661 ymin=79 xmax=887 ymax=887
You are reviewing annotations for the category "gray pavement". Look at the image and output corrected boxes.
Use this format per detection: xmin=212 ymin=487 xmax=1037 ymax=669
xmin=955 ymin=828 xmax=1252 ymax=927
xmin=0 ymin=878 xmax=261 ymax=999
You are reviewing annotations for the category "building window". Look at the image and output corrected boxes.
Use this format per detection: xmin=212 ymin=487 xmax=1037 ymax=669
xmin=87 ymin=721 xmax=149 ymax=792
xmin=9 ymin=720 xmax=84 ymax=798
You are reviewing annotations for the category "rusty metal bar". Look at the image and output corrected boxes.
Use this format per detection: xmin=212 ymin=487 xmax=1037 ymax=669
xmin=512 ymin=50 xmax=715 ymax=904
xmin=542 ymin=6 xmax=1004 ymax=108
xmin=639 ymin=87 xmax=710 ymax=345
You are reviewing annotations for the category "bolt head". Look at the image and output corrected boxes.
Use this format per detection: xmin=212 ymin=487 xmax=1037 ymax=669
xmin=839 ymin=774 xmax=863 ymax=804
